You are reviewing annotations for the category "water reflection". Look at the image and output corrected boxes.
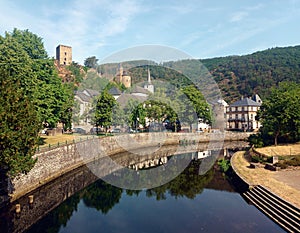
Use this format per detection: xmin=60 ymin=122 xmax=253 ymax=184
xmin=0 ymin=142 xmax=284 ymax=233
xmin=24 ymin=158 xmax=214 ymax=233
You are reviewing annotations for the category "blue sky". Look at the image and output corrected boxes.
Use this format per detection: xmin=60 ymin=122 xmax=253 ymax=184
xmin=1 ymin=0 xmax=300 ymax=64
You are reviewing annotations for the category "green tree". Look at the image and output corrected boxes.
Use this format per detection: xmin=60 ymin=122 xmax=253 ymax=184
xmin=124 ymin=99 xmax=140 ymax=126
xmin=182 ymin=85 xmax=212 ymax=124
xmin=94 ymin=90 xmax=116 ymax=132
xmin=0 ymin=33 xmax=37 ymax=97
xmin=112 ymin=103 xmax=126 ymax=127
xmin=130 ymin=103 xmax=146 ymax=130
xmin=144 ymin=100 xmax=177 ymax=128
xmin=257 ymin=82 xmax=300 ymax=145
xmin=0 ymin=28 xmax=75 ymax=183
xmin=84 ymin=56 xmax=98 ymax=69
xmin=59 ymin=84 xmax=74 ymax=131
xmin=0 ymin=75 xmax=40 ymax=178
xmin=11 ymin=28 xmax=48 ymax=59
xmin=79 ymin=69 xmax=109 ymax=92
xmin=4 ymin=29 xmax=75 ymax=129
xmin=67 ymin=61 xmax=85 ymax=84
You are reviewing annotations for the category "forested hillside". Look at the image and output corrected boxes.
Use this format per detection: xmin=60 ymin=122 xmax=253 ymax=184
xmin=200 ymin=45 xmax=300 ymax=101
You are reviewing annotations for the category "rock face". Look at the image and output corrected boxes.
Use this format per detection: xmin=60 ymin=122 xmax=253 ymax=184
xmin=54 ymin=60 xmax=74 ymax=82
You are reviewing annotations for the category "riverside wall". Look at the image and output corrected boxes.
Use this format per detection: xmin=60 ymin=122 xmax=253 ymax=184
xmin=11 ymin=132 xmax=250 ymax=201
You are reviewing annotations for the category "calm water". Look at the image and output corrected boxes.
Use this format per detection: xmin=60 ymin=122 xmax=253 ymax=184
xmin=22 ymin=156 xmax=284 ymax=233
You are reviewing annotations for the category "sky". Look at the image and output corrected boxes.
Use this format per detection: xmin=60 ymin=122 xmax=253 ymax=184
xmin=1 ymin=0 xmax=300 ymax=64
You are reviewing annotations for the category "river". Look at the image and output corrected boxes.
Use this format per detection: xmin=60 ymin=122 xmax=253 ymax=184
xmin=0 ymin=142 xmax=285 ymax=233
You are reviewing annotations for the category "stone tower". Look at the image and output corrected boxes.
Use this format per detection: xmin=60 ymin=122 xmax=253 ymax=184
xmin=56 ymin=45 xmax=72 ymax=65
xmin=115 ymin=64 xmax=131 ymax=88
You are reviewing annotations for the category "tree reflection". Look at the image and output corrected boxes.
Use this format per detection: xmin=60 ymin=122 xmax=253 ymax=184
xmin=82 ymin=180 xmax=122 ymax=214
xmin=25 ymin=193 xmax=81 ymax=233
xmin=26 ymin=157 xmax=214 ymax=233
xmin=146 ymin=159 xmax=214 ymax=200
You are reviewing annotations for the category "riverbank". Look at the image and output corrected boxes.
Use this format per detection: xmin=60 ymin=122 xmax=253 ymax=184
xmin=231 ymin=150 xmax=300 ymax=209
xmin=10 ymin=132 xmax=250 ymax=202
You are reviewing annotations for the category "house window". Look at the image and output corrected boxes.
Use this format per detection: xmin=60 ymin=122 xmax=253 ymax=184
xmin=65 ymin=52 xmax=67 ymax=55
xmin=235 ymin=107 xmax=238 ymax=111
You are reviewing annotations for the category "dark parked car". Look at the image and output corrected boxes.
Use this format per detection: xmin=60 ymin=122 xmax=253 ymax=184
xmin=72 ymin=128 xmax=86 ymax=134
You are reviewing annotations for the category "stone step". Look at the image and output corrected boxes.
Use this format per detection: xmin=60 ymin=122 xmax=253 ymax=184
xmin=243 ymin=192 xmax=298 ymax=233
xmin=249 ymin=188 xmax=300 ymax=230
xmin=253 ymin=186 xmax=300 ymax=222
xmin=255 ymin=185 xmax=300 ymax=217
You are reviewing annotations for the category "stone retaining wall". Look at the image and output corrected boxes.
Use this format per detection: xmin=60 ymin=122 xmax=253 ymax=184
xmin=11 ymin=132 xmax=250 ymax=201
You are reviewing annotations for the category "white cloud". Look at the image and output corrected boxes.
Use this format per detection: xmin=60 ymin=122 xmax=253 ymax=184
xmin=229 ymin=11 xmax=248 ymax=22
xmin=0 ymin=0 xmax=142 ymax=62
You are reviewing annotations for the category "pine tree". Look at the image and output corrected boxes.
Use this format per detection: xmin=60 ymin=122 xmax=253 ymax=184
xmin=0 ymin=73 xmax=40 ymax=178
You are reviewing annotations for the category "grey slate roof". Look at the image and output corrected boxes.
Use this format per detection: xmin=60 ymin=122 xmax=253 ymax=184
xmin=75 ymin=91 xmax=91 ymax=102
xmin=130 ymin=85 xmax=151 ymax=95
xmin=230 ymin=97 xmax=261 ymax=107
xmin=116 ymin=93 xmax=148 ymax=107
xmin=109 ymin=87 xmax=122 ymax=96
xmin=84 ymin=89 xmax=100 ymax=97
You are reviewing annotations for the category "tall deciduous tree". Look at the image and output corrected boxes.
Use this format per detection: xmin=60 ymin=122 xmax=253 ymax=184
xmin=0 ymin=28 xmax=75 ymax=184
xmin=130 ymin=103 xmax=146 ymax=130
xmin=11 ymin=28 xmax=48 ymax=59
xmin=182 ymin=85 xmax=211 ymax=124
xmin=8 ymin=29 xmax=74 ymax=129
xmin=258 ymin=82 xmax=300 ymax=145
xmin=84 ymin=56 xmax=98 ymax=69
xmin=94 ymin=91 xmax=116 ymax=132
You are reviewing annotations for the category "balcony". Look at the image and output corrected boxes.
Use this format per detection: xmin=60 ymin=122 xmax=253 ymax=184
xmin=228 ymin=117 xmax=247 ymax=122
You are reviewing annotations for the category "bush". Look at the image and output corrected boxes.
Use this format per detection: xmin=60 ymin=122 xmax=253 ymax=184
xmin=248 ymin=134 xmax=264 ymax=148
xmin=218 ymin=159 xmax=231 ymax=173
xmin=274 ymin=155 xmax=300 ymax=168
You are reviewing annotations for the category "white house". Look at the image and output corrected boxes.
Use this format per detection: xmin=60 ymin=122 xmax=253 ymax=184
xmin=226 ymin=95 xmax=262 ymax=131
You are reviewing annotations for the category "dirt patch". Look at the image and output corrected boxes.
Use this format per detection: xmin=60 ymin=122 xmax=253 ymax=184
xmin=256 ymin=143 xmax=300 ymax=156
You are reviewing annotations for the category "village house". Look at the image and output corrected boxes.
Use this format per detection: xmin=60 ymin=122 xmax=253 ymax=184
xmin=74 ymin=89 xmax=99 ymax=125
xmin=226 ymin=94 xmax=262 ymax=131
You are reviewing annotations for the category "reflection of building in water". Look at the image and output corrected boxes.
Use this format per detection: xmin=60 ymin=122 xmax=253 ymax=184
xmin=129 ymin=156 xmax=168 ymax=170
xmin=191 ymin=151 xmax=212 ymax=160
